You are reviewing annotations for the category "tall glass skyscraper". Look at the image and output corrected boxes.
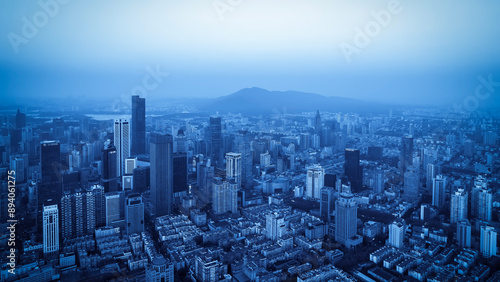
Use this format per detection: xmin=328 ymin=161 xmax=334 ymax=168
xmin=131 ymin=95 xmax=146 ymax=155
xmin=114 ymin=119 xmax=130 ymax=177
xmin=150 ymin=133 xmax=173 ymax=217
xmin=344 ymin=148 xmax=362 ymax=193
xmin=39 ymin=141 xmax=61 ymax=234
xmin=101 ymin=139 xmax=118 ymax=193
xmin=210 ymin=116 xmax=222 ymax=168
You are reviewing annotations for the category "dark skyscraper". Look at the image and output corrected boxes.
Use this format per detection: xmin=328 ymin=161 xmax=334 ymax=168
xmin=101 ymin=139 xmax=118 ymax=193
xmin=15 ymin=109 xmax=26 ymax=129
xmin=150 ymin=133 xmax=174 ymax=217
xmin=131 ymin=95 xmax=146 ymax=156
xmin=400 ymin=135 xmax=414 ymax=176
xmin=210 ymin=116 xmax=222 ymax=168
xmin=315 ymin=110 xmax=322 ymax=136
xmin=173 ymin=152 xmax=188 ymax=200
xmin=344 ymin=148 xmax=362 ymax=193
xmin=39 ymin=141 xmax=62 ymax=233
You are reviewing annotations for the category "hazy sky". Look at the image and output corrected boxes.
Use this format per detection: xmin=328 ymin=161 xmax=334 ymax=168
xmin=2 ymin=0 xmax=500 ymax=107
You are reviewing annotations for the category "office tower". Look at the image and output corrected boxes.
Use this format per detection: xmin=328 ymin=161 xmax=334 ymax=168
xmin=125 ymin=157 xmax=137 ymax=175
xmin=480 ymin=225 xmax=497 ymax=258
xmin=39 ymin=141 xmax=61 ymax=234
xmin=173 ymin=152 xmax=188 ymax=200
xmin=198 ymin=160 xmax=214 ymax=197
xmin=43 ymin=204 xmax=59 ymax=259
xmin=226 ymin=152 xmax=242 ymax=188
xmin=374 ymin=169 xmax=384 ymax=194
xmin=125 ymin=195 xmax=144 ymax=235
xmin=457 ymin=220 xmax=472 ymax=248
xmin=300 ymin=133 xmax=310 ymax=150
xmin=260 ymin=152 xmax=271 ymax=167
xmin=315 ymin=110 xmax=322 ymax=146
xmin=266 ymin=212 xmax=286 ymax=241
xmin=146 ymin=254 xmax=174 ymax=282
xmin=306 ymin=165 xmax=324 ymax=199
xmin=400 ymin=135 xmax=413 ymax=175
xmin=344 ymin=149 xmax=362 ymax=193
xmin=174 ymin=129 xmax=188 ymax=153
xmin=335 ymin=192 xmax=357 ymax=245
xmin=209 ymin=116 xmax=222 ymax=168
xmin=320 ymin=187 xmax=335 ymax=222
xmin=101 ymin=140 xmax=118 ymax=193
xmin=404 ymin=166 xmax=419 ymax=199
xmin=212 ymin=177 xmax=238 ymax=214
xmin=432 ymin=175 xmax=446 ymax=207
xmin=15 ymin=109 xmax=26 ymax=129
xmin=388 ymin=220 xmax=405 ymax=248
xmin=105 ymin=192 xmax=122 ymax=226
xmin=131 ymin=95 xmax=146 ymax=155
xmin=324 ymin=172 xmax=336 ymax=188
xmin=114 ymin=119 xmax=130 ymax=177
xmin=477 ymin=188 xmax=493 ymax=222
xmin=450 ymin=188 xmax=468 ymax=224
xmin=150 ymin=134 xmax=174 ymax=217
xmin=92 ymin=184 xmax=106 ymax=227
xmin=133 ymin=166 xmax=149 ymax=193
xmin=426 ymin=163 xmax=436 ymax=190
xmin=233 ymin=131 xmax=253 ymax=188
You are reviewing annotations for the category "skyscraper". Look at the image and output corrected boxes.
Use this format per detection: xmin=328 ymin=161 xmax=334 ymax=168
xmin=101 ymin=140 xmax=118 ymax=193
xmin=426 ymin=163 xmax=436 ymax=191
xmin=209 ymin=116 xmax=222 ymax=168
xmin=457 ymin=220 xmax=471 ymax=248
xmin=150 ymin=133 xmax=174 ymax=217
xmin=374 ymin=169 xmax=384 ymax=194
xmin=320 ymin=187 xmax=335 ymax=222
xmin=450 ymin=188 xmax=468 ymax=224
xmin=92 ymin=184 xmax=106 ymax=227
xmin=315 ymin=110 xmax=322 ymax=146
xmin=233 ymin=131 xmax=253 ymax=188
xmin=125 ymin=195 xmax=144 ymax=235
xmin=43 ymin=204 xmax=59 ymax=259
xmin=114 ymin=119 xmax=130 ymax=177
xmin=388 ymin=220 xmax=405 ymax=248
xmin=39 ymin=141 xmax=61 ymax=234
xmin=173 ymin=152 xmax=188 ymax=200
xmin=400 ymin=135 xmax=413 ymax=176
xmin=306 ymin=165 xmax=324 ymax=199
xmin=146 ymin=254 xmax=174 ymax=282
xmin=480 ymin=225 xmax=497 ymax=258
xmin=105 ymin=192 xmax=122 ymax=226
xmin=61 ymin=188 xmax=96 ymax=239
xmin=403 ymin=166 xmax=419 ymax=199
xmin=432 ymin=175 xmax=446 ymax=207
xmin=131 ymin=95 xmax=146 ymax=156
xmin=335 ymin=192 xmax=357 ymax=245
xmin=226 ymin=152 xmax=242 ymax=188
xmin=344 ymin=149 xmax=362 ymax=193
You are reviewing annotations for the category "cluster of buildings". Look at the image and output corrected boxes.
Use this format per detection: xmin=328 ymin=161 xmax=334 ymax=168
xmin=0 ymin=99 xmax=498 ymax=281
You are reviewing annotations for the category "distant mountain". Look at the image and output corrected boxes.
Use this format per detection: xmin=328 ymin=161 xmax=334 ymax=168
xmin=197 ymin=87 xmax=387 ymax=115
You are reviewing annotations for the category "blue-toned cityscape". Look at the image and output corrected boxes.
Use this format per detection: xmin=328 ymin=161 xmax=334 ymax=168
xmin=2 ymin=1 xmax=500 ymax=281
